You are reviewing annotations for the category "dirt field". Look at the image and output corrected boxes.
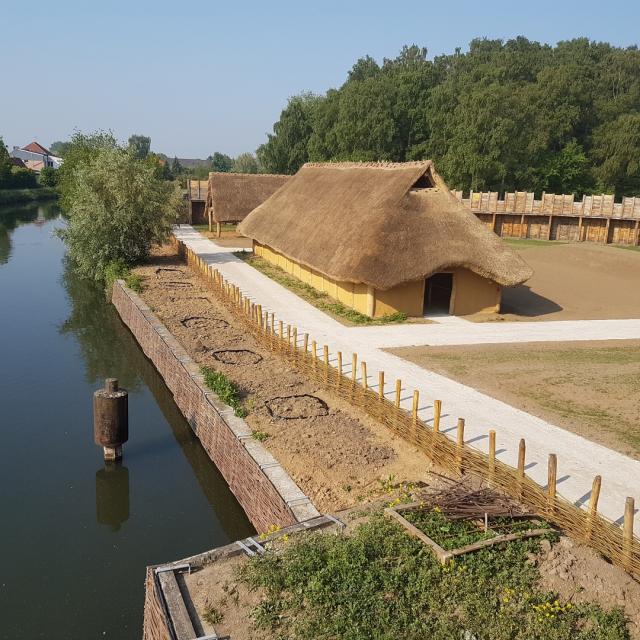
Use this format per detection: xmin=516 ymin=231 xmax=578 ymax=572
xmin=388 ymin=340 xmax=640 ymax=459
xmin=134 ymin=246 xmax=432 ymax=512
xmin=476 ymin=241 xmax=640 ymax=321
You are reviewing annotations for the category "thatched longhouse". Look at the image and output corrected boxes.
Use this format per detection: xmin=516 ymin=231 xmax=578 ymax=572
xmin=205 ymin=172 xmax=289 ymax=235
xmin=238 ymin=161 xmax=533 ymax=318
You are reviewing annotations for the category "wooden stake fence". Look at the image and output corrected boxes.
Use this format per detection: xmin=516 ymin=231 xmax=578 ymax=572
xmin=173 ymin=237 xmax=640 ymax=580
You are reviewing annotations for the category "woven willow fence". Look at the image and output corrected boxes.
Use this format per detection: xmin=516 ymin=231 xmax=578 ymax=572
xmin=174 ymin=239 xmax=640 ymax=579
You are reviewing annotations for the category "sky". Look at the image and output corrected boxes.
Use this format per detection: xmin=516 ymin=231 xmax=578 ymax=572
xmin=3 ymin=0 xmax=639 ymax=159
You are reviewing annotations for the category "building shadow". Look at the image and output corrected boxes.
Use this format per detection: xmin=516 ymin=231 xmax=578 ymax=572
xmin=501 ymin=285 xmax=563 ymax=317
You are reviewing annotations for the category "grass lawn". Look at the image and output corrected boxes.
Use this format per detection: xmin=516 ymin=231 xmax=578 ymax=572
xmin=193 ymin=222 xmax=238 ymax=233
xmin=388 ymin=340 xmax=640 ymax=458
xmin=503 ymin=238 xmax=567 ymax=248
xmin=234 ymin=252 xmax=413 ymax=326
xmin=238 ymin=513 xmax=627 ymax=640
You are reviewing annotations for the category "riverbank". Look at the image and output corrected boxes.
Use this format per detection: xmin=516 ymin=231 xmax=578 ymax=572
xmin=0 ymin=187 xmax=58 ymax=205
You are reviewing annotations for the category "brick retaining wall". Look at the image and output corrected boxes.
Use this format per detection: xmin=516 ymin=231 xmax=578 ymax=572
xmin=110 ymin=281 xmax=320 ymax=639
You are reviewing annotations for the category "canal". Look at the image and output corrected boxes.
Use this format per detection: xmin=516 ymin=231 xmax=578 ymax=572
xmin=0 ymin=202 xmax=254 ymax=639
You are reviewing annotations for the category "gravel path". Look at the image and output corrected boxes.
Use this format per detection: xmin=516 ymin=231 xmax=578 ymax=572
xmin=174 ymin=225 xmax=640 ymax=531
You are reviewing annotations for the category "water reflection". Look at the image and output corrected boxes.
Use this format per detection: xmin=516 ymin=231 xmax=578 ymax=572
xmin=59 ymin=256 xmax=142 ymax=390
xmin=0 ymin=200 xmax=59 ymax=264
xmin=95 ymin=462 xmax=130 ymax=531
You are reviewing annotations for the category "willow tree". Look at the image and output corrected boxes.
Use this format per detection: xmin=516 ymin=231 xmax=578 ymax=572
xmin=59 ymin=144 xmax=181 ymax=281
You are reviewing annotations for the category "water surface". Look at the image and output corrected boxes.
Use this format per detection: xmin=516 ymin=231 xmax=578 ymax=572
xmin=0 ymin=202 xmax=254 ymax=639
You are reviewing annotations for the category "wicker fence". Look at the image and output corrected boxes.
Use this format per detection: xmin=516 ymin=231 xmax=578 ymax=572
xmin=175 ymin=238 xmax=640 ymax=579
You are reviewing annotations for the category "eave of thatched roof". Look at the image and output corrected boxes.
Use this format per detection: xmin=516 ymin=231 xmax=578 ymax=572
xmin=238 ymin=161 xmax=533 ymax=290
xmin=206 ymin=172 xmax=290 ymax=223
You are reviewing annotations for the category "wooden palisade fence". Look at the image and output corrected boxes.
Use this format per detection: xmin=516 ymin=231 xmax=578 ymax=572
xmin=175 ymin=238 xmax=640 ymax=579
xmin=453 ymin=190 xmax=640 ymax=245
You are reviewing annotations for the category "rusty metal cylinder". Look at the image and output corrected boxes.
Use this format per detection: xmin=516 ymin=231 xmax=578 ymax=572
xmin=93 ymin=378 xmax=128 ymax=460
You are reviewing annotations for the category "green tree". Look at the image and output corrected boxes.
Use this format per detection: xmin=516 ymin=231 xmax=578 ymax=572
xmin=0 ymin=136 xmax=11 ymax=187
xmin=232 ymin=152 xmax=259 ymax=173
xmin=257 ymin=93 xmax=322 ymax=173
xmin=50 ymin=140 xmax=72 ymax=157
xmin=591 ymin=113 xmax=640 ymax=194
xmin=210 ymin=152 xmax=233 ymax=172
xmin=171 ymin=156 xmax=183 ymax=175
xmin=127 ymin=134 xmax=151 ymax=159
xmin=58 ymin=144 xmax=181 ymax=281
xmin=57 ymin=130 xmax=118 ymax=209
xmin=259 ymin=39 xmax=640 ymax=196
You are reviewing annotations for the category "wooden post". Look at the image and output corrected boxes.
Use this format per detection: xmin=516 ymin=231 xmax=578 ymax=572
xmin=216 ymin=221 xmax=221 ymax=238
xmin=287 ymin=325 xmax=291 ymax=346
xmin=488 ymin=430 xmax=496 ymax=483
xmin=264 ymin=313 xmax=269 ymax=334
xmin=351 ymin=354 xmax=357 ymax=383
xmin=433 ymin=400 xmax=441 ymax=432
xmin=395 ymin=380 xmax=401 ymax=408
xmin=517 ymin=439 xmax=526 ymax=498
xmin=323 ymin=345 xmax=329 ymax=367
xmin=337 ymin=351 xmax=343 ymax=376
xmin=303 ymin=333 xmax=309 ymax=355
xmin=361 ymin=362 xmax=368 ymax=390
xmin=279 ymin=320 xmax=283 ymax=342
xmin=292 ymin=327 xmax=297 ymax=351
xmin=456 ymin=418 xmax=465 ymax=472
xmin=410 ymin=390 xmax=420 ymax=444
xmin=586 ymin=475 xmax=601 ymax=541
xmin=547 ymin=454 xmax=557 ymax=513
xmin=270 ymin=313 xmax=275 ymax=335
xmin=378 ymin=371 xmax=384 ymax=401
xmin=311 ymin=340 xmax=317 ymax=364
xmin=257 ymin=305 xmax=263 ymax=328
xmin=623 ymin=497 xmax=635 ymax=570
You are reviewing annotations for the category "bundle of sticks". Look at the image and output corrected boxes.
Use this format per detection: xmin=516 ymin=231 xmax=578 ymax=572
xmin=418 ymin=477 xmax=534 ymax=520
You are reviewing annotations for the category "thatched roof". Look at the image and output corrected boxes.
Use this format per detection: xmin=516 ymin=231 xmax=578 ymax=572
xmin=238 ymin=161 xmax=533 ymax=290
xmin=206 ymin=172 xmax=290 ymax=223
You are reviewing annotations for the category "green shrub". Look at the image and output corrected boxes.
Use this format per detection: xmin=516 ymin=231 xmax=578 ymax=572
xmin=39 ymin=167 xmax=59 ymax=188
xmin=104 ymin=260 xmax=143 ymax=293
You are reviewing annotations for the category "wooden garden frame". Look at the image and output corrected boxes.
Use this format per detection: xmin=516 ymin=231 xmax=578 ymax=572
xmin=385 ymin=502 xmax=549 ymax=564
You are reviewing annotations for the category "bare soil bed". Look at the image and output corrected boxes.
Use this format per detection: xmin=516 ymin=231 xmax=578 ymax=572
xmin=472 ymin=241 xmax=640 ymax=321
xmin=133 ymin=246 xmax=430 ymax=512
xmin=388 ymin=340 xmax=640 ymax=458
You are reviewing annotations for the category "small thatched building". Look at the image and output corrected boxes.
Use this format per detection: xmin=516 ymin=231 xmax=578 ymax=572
xmin=238 ymin=161 xmax=533 ymax=318
xmin=205 ymin=172 xmax=290 ymax=235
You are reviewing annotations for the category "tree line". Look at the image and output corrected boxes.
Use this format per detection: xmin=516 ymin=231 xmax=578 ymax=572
xmin=256 ymin=38 xmax=640 ymax=196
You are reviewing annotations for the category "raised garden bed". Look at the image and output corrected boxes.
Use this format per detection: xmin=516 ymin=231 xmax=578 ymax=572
xmin=386 ymin=501 xmax=550 ymax=563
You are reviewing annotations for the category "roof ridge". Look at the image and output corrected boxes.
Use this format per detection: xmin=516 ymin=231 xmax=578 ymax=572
xmin=302 ymin=160 xmax=433 ymax=169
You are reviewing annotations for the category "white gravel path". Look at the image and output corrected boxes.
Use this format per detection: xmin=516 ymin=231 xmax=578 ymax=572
xmin=174 ymin=226 xmax=640 ymax=531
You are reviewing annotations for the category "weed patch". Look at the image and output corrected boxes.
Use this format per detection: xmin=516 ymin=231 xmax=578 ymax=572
xmin=200 ymin=366 xmax=247 ymax=417
xmin=234 ymin=252 xmax=408 ymax=325
xmin=239 ymin=514 xmax=628 ymax=639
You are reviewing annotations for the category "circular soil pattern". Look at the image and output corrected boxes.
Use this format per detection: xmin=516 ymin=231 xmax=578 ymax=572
xmin=155 ymin=267 xmax=186 ymax=278
xmin=180 ymin=316 xmax=229 ymax=330
xmin=163 ymin=281 xmax=194 ymax=289
xmin=265 ymin=394 xmax=329 ymax=420
xmin=211 ymin=349 xmax=263 ymax=365
xmin=170 ymin=296 xmax=211 ymax=303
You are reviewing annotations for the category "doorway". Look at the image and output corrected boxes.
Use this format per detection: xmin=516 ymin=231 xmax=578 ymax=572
xmin=424 ymin=273 xmax=453 ymax=314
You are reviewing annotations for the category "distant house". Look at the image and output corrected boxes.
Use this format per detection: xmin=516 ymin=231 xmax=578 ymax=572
xmin=10 ymin=142 xmax=63 ymax=172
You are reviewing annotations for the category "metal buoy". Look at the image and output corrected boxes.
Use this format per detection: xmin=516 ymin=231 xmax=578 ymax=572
xmin=93 ymin=378 xmax=128 ymax=460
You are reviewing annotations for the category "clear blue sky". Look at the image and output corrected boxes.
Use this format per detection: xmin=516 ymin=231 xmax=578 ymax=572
xmin=3 ymin=0 xmax=639 ymax=158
